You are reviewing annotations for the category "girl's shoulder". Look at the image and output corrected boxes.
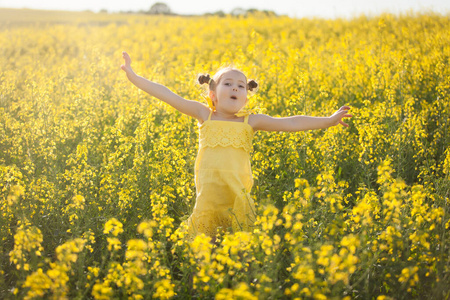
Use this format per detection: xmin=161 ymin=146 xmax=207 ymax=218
xmin=248 ymin=113 xmax=270 ymax=131
xmin=197 ymin=107 xmax=213 ymax=125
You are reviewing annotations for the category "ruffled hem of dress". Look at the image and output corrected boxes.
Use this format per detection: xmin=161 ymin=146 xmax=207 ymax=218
xmin=184 ymin=207 xmax=256 ymax=240
xmin=186 ymin=210 xmax=232 ymax=238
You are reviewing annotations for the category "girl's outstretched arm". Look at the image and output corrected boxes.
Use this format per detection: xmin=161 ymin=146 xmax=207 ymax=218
xmin=249 ymin=106 xmax=352 ymax=132
xmin=121 ymin=51 xmax=210 ymax=122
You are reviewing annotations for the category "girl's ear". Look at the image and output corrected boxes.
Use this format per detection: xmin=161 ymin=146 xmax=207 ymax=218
xmin=209 ymin=90 xmax=216 ymax=101
xmin=209 ymin=90 xmax=217 ymax=109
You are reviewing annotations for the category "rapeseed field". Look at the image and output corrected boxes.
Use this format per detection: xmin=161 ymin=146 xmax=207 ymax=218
xmin=1 ymin=8 xmax=449 ymax=299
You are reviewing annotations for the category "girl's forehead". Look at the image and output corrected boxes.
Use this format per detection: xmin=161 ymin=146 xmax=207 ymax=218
xmin=221 ymin=70 xmax=246 ymax=81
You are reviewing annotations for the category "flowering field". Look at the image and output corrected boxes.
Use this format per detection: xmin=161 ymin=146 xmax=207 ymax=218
xmin=1 ymin=8 xmax=449 ymax=299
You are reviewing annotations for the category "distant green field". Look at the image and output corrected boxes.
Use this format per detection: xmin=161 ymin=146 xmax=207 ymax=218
xmin=0 ymin=8 xmax=138 ymax=27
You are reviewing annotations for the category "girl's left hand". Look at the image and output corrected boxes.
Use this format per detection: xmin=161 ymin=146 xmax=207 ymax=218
xmin=121 ymin=51 xmax=133 ymax=74
xmin=330 ymin=106 xmax=352 ymax=127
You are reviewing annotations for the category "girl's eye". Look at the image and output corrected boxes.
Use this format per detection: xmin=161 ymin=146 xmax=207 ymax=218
xmin=239 ymin=85 xmax=245 ymax=89
xmin=224 ymin=83 xmax=231 ymax=86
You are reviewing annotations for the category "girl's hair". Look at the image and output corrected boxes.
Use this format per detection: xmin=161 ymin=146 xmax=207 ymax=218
xmin=198 ymin=67 xmax=258 ymax=92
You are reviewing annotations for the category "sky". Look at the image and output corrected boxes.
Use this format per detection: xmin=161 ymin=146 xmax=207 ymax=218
xmin=0 ymin=0 xmax=449 ymax=19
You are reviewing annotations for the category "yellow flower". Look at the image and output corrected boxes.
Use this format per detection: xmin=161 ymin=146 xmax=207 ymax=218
xmin=107 ymin=237 xmax=122 ymax=252
xmin=92 ymin=282 xmax=113 ymax=300
xmin=9 ymin=224 xmax=44 ymax=270
xmin=153 ymin=279 xmax=176 ymax=299
xmin=137 ymin=220 xmax=158 ymax=238
xmin=292 ymin=265 xmax=315 ymax=284
xmin=72 ymin=194 xmax=86 ymax=210
xmin=7 ymin=184 xmax=25 ymax=206
xmin=104 ymin=218 xmax=124 ymax=236
xmin=340 ymin=234 xmax=360 ymax=254
xmin=216 ymin=283 xmax=257 ymax=300
xmin=22 ymin=268 xmax=52 ymax=300
xmin=55 ymin=238 xmax=85 ymax=263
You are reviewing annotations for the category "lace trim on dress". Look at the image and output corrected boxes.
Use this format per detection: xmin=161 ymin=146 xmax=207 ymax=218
xmin=199 ymin=121 xmax=254 ymax=152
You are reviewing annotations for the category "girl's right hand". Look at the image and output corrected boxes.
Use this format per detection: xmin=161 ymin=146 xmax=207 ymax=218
xmin=329 ymin=105 xmax=352 ymax=127
xmin=121 ymin=51 xmax=133 ymax=73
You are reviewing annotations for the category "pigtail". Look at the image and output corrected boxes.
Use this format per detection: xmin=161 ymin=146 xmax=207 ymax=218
xmin=198 ymin=74 xmax=211 ymax=85
xmin=247 ymin=80 xmax=258 ymax=92
xmin=198 ymin=74 xmax=215 ymax=90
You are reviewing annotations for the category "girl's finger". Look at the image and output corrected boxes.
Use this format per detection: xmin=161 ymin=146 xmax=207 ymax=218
xmin=339 ymin=120 xmax=349 ymax=127
xmin=340 ymin=106 xmax=351 ymax=112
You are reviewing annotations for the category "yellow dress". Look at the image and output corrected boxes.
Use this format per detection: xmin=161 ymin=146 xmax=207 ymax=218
xmin=186 ymin=112 xmax=256 ymax=238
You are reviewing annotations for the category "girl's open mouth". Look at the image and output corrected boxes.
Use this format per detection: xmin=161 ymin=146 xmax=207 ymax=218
xmin=231 ymin=96 xmax=237 ymax=100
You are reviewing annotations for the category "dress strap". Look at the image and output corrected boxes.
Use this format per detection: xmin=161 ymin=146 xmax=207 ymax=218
xmin=208 ymin=110 xmax=213 ymax=121
xmin=244 ymin=114 xmax=249 ymax=124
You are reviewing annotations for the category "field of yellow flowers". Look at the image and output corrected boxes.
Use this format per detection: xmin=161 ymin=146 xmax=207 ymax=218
xmin=1 ymin=8 xmax=449 ymax=299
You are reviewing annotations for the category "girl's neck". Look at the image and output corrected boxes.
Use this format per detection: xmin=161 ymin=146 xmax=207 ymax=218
xmin=211 ymin=110 xmax=242 ymax=121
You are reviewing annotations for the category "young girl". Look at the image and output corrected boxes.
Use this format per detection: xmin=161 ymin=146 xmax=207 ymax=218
xmin=121 ymin=51 xmax=352 ymax=240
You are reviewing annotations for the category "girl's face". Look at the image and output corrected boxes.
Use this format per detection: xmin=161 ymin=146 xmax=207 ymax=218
xmin=210 ymin=70 xmax=248 ymax=115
